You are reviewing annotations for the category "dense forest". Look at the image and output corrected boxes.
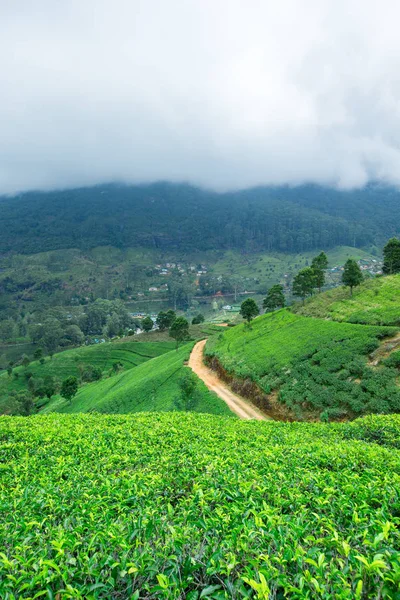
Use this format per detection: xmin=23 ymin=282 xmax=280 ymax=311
xmin=1 ymin=182 xmax=400 ymax=254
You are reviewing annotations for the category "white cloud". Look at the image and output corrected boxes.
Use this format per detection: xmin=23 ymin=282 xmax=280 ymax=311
xmin=1 ymin=0 xmax=400 ymax=193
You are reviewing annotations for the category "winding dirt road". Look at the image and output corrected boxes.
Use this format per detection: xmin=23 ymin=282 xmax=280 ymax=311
xmin=188 ymin=340 xmax=267 ymax=420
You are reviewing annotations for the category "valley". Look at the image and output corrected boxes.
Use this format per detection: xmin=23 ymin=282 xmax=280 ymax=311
xmin=0 ymin=185 xmax=400 ymax=598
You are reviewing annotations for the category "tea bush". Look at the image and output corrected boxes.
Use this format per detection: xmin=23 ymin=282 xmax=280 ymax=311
xmin=0 ymin=412 xmax=399 ymax=598
xmin=206 ymin=310 xmax=399 ymax=419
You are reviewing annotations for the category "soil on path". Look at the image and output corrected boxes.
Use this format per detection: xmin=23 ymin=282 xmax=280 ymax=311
xmin=188 ymin=340 xmax=268 ymax=420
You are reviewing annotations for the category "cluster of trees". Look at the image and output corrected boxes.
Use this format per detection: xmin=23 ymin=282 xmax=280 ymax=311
xmin=292 ymin=252 xmax=329 ymax=302
xmin=139 ymin=309 xmax=191 ymax=349
xmin=383 ymin=237 xmax=400 ymax=275
xmin=0 ymin=299 xmax=135 ymax=351
xmin=240 ymin=238 xmax=400 ymax=323
xmin=2 ymin=182 xmax=399 ymax=256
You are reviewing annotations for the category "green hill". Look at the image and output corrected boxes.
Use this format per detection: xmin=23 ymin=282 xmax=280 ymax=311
xmin=293 ymin=274 xmax=400 ymax=325
xmin=0 ymin=340 xmax=176 ymax=414
xmin=42 ymin=343 xmax=231 ymax=417
xmin=206 ymin=310 xmax=400 ymax=420
xmin=1 ymin=411 xmax=399 ymax=598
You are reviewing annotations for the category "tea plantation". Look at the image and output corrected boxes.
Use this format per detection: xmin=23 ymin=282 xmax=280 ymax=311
xmin=0 ymin=412 xmax=399 ymax=598
xmin=293 ymin=274 xmax=400 ymax=325
xmin=42 ymin=343 xmax=231 ymax=417
xmin=206 ymin=310 xmax=400 ymax=419
xmin=0 ymin=340 xmax=176 ymax=413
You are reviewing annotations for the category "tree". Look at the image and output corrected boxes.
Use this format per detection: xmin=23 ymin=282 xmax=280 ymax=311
xmin=342 ymin=259 xmax=363 ymax=295
xmin=33 ymin=348 xmax=43 ymax=361
xmin=63 ymin=325 xmax=85 ymax=346
xmin=156 ymin=311 xmax=170 ymax=331
xmin=9 ymin=391 xmax=34 ymax=416
xmin=240 ymin=298 xmax=259 ymax=324
xmin=292 ymin=267 xmax=316 ymax=303
xmin=103 ymin=313 xmax=122 ymax=338
xmin=263 ymin=285 xmax=285 ymax=312
xmin=21 ymin=354 xmax=30 ymax=368
xmin=142 ymin=316 xmax=154 ymax=333
xmin=43 ymin=376 xmax=58 ymax=399
xmin=168 ymin=275 xmax=194 ymax=310
xmin=169 ymin=317 xmax=189 ymax=349
xmin=311 ymin=252 xmax=328 ymax=293
xmin=192 ymin=313 xmax=205 ymax=325
xmin=174 ymin=371 xmax=198 ymax=411
xmin=0 ymin=319 xmax=17 ymax=343
xmin=383 ymin=238 xmax=400 ymax=274
xmin=60 ymin=376 xmax=78 ymax=402
xmin=80 ymin=364 xmax=102 ymax=382
xmin=165 ymin=310 xmax=176 ymax=327
xmin=312 ymin=251 xmax=328 ymax=270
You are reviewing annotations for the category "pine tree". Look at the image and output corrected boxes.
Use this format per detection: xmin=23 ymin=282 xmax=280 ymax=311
xmin=292 ymin=267 xmax=315 ymax=303
xmin=383 ymin=238 xmax=400 ymax=274
xmin=342 ymin=259 xmax=363 ymax=295
xmin=263 ymin=285 xmax=285 ymax=312
xmin=311 ymin=252 xmax=328 ymax=293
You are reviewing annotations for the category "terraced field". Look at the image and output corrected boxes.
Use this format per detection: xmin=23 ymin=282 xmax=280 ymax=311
xmin=293 ymin=274 xmax=400 ymax=325
xmin=42 ymin=343 xmax=231 ymax=416
xmin=0 ymin=340 xmax=176 ymax=413
xmin=0 ymin=412 xmax=399 ymax=598
xmin=206 ymin=310 xmax=400 ymax=419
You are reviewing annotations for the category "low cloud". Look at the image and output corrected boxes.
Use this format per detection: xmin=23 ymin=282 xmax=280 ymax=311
xmin=1 ymin=0 xmax=400 ymax=194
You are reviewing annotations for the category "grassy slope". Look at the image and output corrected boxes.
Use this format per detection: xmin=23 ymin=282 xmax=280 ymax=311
xmin=0 ymin=412 xmax=399 ymax=598
xmin=206 ymin=310 xmax=400 ymax=419
xmin=293 ymin=274 xmax=400 ymax=325
xmin=0 ymin=340 xmax=175 ymax=410
xmin=43 ymin=343 xmax=232 ymax=417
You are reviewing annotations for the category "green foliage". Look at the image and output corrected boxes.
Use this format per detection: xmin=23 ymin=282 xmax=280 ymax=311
xmin=383 ymin=237 xmax=400 ymax=274
xmin=1 ymin=182 xmax=395 ymax=258
xmin=191 ymin=313 xmax=205 ymax=325
xmin=342 ymin=259 xmax=363 ymax=294
xmin=240 ymin=298 xmax=259 ymax=323
xmin=174 ymin=371 xmax=199 ymax=411
xmin=141 ymin=316 xmax=154 ymax=333
xmin=169 ymin=317 xmax=189 ymax=348
xmin=0 ymin=412 xmax=399 ymax=597
xmin=292 ymin=267 xmax=315 ymax=301
xmin=311 ymin=251 xmax=328 ymax=292
xmin=80 ymin=364 xmax=102 ymax=383
xmin=0 ymin=340 xmax=176 ymax=415
xmin=263 ymin=284 xmax=285 ymax=312
xmin=60 ymin=376 xmax=78 ymax=402
xmin=293 ymin=274 xmax=400 ymax=325
xmin=21 ymin=354 xmax=30 ymax=368
xmin=156 ymin=311 xmax=169 ymax=331
xmin=206 ymin=310 xmax=400 ymax=419
xmin=312 ymin=251 xmax=329 ymax=271
xmin=42 ymin=344 xmax=231 ymax=417
xmin=33 ymin=348 xmax=43 ymax=361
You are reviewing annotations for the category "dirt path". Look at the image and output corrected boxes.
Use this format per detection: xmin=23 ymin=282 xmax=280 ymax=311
xmin=188 ymin=340 xmax=268 ymax=420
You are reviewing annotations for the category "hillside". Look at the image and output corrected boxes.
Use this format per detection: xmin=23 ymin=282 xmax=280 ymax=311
xmin=1 ymin=182 xmax=400 ymax=256
xmin=0 ymin=340 xmax=175 ymax=414
xmin=1 ymin=412 xmax=399 ymax=597
xmin=206 ymin=310 xmax=400 ymax=420
xmin=41 ymin=343 xmax=231 ymax=417
xmin=293 ymin=273 xmax=400 ymax=325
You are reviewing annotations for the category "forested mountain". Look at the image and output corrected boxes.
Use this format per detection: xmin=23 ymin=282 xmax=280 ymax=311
xmin=1 ymin=182 xmax=400 ymax=254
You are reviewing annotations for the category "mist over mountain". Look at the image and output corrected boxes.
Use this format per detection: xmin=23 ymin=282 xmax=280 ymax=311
xmin=1 ymin=182 xmax=399 ymax=255
xmin=3 ymin=1 xmax=400 ymax=193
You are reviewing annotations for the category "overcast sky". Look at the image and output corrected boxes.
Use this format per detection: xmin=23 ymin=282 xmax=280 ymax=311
xmin=1 ymin=0 xmax=400 ymax=194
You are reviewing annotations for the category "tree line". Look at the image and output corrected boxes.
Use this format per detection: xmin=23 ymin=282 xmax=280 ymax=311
xmin=239 ymin=238 xmax=400 ymax=323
